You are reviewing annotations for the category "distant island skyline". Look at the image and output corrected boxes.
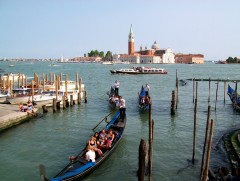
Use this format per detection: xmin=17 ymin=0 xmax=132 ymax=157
xmin=0 ymin=1 xmax=239 ymax=60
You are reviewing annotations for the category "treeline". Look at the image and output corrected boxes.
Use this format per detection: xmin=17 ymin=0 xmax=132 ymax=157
xmin=226 ymin=57 xmax=240 ymax=63
xmin=88 ymin=50 xmax=113 ymax=61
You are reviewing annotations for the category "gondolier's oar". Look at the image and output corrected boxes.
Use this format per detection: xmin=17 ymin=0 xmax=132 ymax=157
xmin=92 ymin=110 xmax=115 ymax=130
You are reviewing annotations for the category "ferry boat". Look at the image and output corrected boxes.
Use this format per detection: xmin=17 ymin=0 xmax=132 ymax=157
xmin=110 ymin=66 xmax=168 ymax=74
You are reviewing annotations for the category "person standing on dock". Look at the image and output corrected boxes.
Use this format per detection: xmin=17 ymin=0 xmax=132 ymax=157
xmin=114 ymin=80 xmax=120 ymax=96
xmin=119 ymin=96 xmax=126 ymax=121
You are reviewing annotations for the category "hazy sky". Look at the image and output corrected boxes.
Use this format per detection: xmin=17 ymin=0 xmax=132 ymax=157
xmin=0 ymin=0 xmax=239 ymax=60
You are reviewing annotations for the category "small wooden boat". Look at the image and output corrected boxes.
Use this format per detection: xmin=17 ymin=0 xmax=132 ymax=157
xmin=138 ymin=85 xmax=151 ymax=111
xmin=227 ymin=84 xmax=240 ymax=110
xmin=40 ymin=110 xmax=126 ymax=181
xmin=110 ymin=66 xmax=167 ymax=74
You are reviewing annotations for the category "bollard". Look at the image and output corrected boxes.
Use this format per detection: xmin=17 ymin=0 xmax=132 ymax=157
xmin=53 ymin=98 xmax=57 ymax=112
xmin=42 ymin=105 xmax=48 ymax=113
xmin=62 ymin=93 xmax=66 ymax=109
xmin=70 ymin=95 xmax=73 ymax=106
xmin=85 ymin=91 xmax=88 ymax=103
xmin=77 ymin=92 xmax=81 ymax=104
xmin=171 ymin=90 xmax=176 ymax=115
xmin=57 ymin=101 xmax=61 ymax=110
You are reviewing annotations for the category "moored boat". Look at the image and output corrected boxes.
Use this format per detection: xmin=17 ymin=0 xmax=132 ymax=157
xmin=110 ymin=66 xmax=167 ymax=74
xmin=138 ymin=85 xmax=151 ymax=111
xmin=40 ymin=110 xmax=126 ymax=181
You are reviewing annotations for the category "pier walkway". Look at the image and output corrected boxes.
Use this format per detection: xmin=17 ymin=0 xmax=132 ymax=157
xmin=0 ymin=104 xmax=37 ymax=132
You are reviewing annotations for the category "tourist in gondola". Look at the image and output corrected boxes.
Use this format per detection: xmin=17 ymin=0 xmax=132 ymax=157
xmin=88 ymin=135 xmax=103 ymax=156
xmin=85 ymin=146 xmax=96 ymax=162
xmin=114 ymin=80 xmax=120 ymax=96
xmin=118 ymin=96 xmax=126 ymax=121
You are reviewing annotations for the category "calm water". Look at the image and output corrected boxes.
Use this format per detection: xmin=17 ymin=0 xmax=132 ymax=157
xmin=0 ymin=61 xmax=239 ymax=181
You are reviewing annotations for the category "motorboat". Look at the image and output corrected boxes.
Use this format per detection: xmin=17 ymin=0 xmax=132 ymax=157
xmin=110 ymin=66 xmax=168 ymax=74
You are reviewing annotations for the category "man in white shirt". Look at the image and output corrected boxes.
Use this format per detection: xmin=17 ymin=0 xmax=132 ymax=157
xmin=144 ymin=83 xmax=150 ymax=96
xmin=119 ymin=96 xmax=126 ymax=121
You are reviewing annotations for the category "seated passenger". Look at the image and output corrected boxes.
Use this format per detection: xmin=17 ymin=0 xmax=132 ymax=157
xmin=98 ymin=129 xmax=106 ymax=145
xmin=99 ymin=136 xmax=111 ymax=151
xmin=107 ymin=129 xmax=115 ymax=145
xmin=85 ymin=146 xmax=96 ymax=162
xmin=88 ymin=136 xmax=103 ymax=156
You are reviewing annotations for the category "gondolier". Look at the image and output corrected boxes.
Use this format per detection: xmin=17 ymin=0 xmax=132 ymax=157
xmin=119 ymin=96 xmax=126 ymax=121
xmin=114 ymin=80 xmax=120 ymax=96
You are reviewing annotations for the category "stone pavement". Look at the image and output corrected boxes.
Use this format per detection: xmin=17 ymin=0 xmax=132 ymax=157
xmin=0 ymin=104 xmax=37 ymax=132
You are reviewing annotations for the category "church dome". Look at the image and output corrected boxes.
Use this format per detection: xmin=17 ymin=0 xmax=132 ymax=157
xmin=151 ymin=41 xmax=160 ymax=50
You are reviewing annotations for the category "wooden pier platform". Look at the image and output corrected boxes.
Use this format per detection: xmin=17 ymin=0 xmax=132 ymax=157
xmin=0 ymin=104 xmax=38 ymax=132
xmin=186 ymin=78 xmax=240 ymax=82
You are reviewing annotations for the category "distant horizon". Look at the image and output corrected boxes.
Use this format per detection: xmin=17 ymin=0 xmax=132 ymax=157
xmin=1 ymin=1 xmax=239 ymax=60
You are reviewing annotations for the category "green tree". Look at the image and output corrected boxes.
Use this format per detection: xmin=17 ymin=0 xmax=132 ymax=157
xmin=104 ymin=51 xmax=113 ymax=61
xmin=99 ymin=51 xmax=104 ymax=58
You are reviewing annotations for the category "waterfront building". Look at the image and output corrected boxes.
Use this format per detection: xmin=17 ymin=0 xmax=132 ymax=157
xmin=175 ymin=53 xmax=204 ymax=64
xmin=69 ymin=56 xmax=102 ymax=63
xmin=118 ymin=25 xmax=175 ymax=64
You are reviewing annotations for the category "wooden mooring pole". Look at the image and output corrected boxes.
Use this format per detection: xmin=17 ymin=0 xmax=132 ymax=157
xmin=234 ymin=81 xmax=238 ymax=109
xmin=138 ymin=139 xmax=147 ymax=181
xmin=192 ymin=82 xmax=198 ymax=164
xmin=208 ymin=77 xmax=211 ymax=103
xmin=148 ymin=102 xmax=153 ymax=181
xmin=193 ymin=78 xmax=195 ymax=103
xmin=224 ymin=81 xmax=226 ymax=104
xmin=203 ymin=119 xmax=214 ymax=181
xmin=176 ymin=69 xmax=178 ymax=109
xmin=85 ymin=91 xmax=88 ymax=103
xmin=53 ymin=98 xmax=57 ymax=113
xmin=171 ymin=90 xmax=176 ymax=115
xmin=200 ymin=105 xmax=211 ymax=181
xmin=215 ymin=81 xmax=219 ymax=111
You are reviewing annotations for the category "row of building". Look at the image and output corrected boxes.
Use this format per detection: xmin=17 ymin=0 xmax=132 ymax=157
xmin=69 ymin=25 xmax=204 ymax=64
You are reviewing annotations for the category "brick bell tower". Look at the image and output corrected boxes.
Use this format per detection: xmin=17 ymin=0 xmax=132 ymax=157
xmin=128 ymin=24 xmax=134 ymax=55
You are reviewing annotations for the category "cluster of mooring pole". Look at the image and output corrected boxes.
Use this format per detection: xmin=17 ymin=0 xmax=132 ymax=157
xmin=40 ymin=72 xmax=88 ymax=114
xmin=0 ymin=72 xmax=88 ymax=113
xmin=138 ymin=101 xmax=154 ymax=181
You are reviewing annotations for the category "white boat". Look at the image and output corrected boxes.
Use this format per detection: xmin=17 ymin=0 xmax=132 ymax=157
xmin=6 ymin=88 xmax=40 ymax=105
xmin=110 ymin=66 xmax=168 ymax=74
xmin=0 ymin=93 xmax=8 ymax=103
xmin=101 ymin=61 xmax=114 ymax=65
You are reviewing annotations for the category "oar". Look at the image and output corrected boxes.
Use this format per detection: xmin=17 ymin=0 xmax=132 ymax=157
xmin=92 ymin=110 xmax=115 ymax=130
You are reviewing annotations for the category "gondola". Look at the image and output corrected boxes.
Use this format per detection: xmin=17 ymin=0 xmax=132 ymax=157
xmin=138 ymin=86 xmax=151 ymax=111
xmin=40 ymin=110 xmax=126 ymax=181
xmin=227 ymin=84 xmax=240 ymax=109
xmin=107 ymin=86 xmax=118 ymax=108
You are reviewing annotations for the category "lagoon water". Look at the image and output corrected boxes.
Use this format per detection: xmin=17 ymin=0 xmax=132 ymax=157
xmin=0 ymin=61 xmax=239 ymax=181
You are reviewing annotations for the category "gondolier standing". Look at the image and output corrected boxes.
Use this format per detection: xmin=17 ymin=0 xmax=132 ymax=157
xmin=144 ymin=83 xmax=150 ymax=96
xmin=114 ymin=80 xmax=120 ymax=96
xmin=119 ymin=96 xmax=126 ymax=121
